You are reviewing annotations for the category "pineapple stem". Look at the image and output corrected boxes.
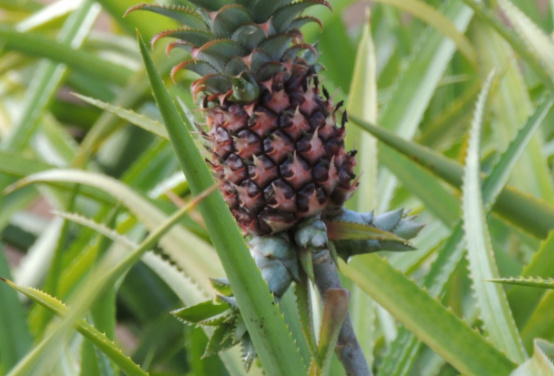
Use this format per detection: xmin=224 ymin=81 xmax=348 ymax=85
xmin=312 ymin=248 xmax=372 ymax=376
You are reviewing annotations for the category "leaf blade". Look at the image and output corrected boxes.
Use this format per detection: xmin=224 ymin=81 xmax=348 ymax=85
xmin=462 ymin=72 xmax=526 ymax=363
xmin=341 ymin=254 xmax=516 ymax=376
xmin=488 ymin=277 xmax=554 ymax=290
xmin=137 ymin=32 xmax=307 ymax=376
xmin=1 ymin=280 xmax=149 ymax=376
xmin=371 ymin=0 xmax=478 ymax=65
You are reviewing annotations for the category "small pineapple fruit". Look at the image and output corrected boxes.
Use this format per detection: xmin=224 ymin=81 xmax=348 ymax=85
xmin=127 ymin=1 xmax=357 ymax=236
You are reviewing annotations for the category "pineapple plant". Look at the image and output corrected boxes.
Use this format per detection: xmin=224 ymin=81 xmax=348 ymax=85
xmin=4 ymin=1 xmax=554 ymax=376
xmin=128 ymin=0 xmax=358 ymax=237
xmin=127 ymin=1 xmax=422 ymax=374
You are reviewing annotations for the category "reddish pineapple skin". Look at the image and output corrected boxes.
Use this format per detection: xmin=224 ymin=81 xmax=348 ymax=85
xmin=207 ymin=59 xmax=357 ymax=236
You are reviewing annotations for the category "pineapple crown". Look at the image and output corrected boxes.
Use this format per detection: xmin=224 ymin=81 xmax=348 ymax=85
xmin=126 ymin=1 xmax=331 ymax=102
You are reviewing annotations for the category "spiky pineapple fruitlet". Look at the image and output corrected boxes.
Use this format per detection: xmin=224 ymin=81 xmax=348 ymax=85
xmin=127 ymin=0 xmax=357 ymax=236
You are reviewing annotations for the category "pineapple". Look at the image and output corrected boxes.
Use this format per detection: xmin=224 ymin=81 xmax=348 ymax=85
xmin=127 ymin=0 xmax=357 ymax=236
xmin=129 ymin=3 xmax=423 ymax=372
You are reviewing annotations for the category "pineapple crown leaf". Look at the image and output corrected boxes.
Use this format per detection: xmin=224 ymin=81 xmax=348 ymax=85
xmin=191 ymin=74 xmax=233 ymax=99
xmin=194 ymin=38 xmax=249 ymax=70
xmin=258 ymin=33 xmax=295 ymax=60
xmin=124 ymin=3 xmax=207 ymax=30
xmin=186 ymin=0 xmax=227 ymax=12
xmin=248 ymin=49 xmax=273 ymax=73
xmin=151 ymin=27 xmax=215 ymax=49
xmin=128 ymin=0 xmax=330 ymax=97
xmin=290 ymin=15 xmax=323 ymax=31
xmin=231 ymin=23 xmax=268 ymax=51
xmin=235 ymin=0 xmax=256 ymax=8
xmin=251 ymin=0 xmax=297 ymax=23
xmin=224 ymin=57 xmax=250 ymax=76
xmin=211 ymin=4 xmax=254 ymax=38
xmin=256 ymin=61 xmax=285 ymax=82
xmin=271 ymin=0 xmax=332 ymax=33
xmin=282 ymin=42 xmax=317 ymax=62
xmin=171 ymin=59 xmax=219 ymax=81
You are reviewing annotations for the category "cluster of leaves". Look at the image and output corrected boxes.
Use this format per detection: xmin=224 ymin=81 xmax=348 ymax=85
xmin=1 ymin=0 xmax=554 ymax=376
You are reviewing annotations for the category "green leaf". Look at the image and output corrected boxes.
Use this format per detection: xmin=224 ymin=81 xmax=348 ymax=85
xmin=152 ymin=28 xmax=216 ymax=49
xmin=141 ymin=251 xmax=210 ymax=307
xmin=8 ymin=169 xmax=222 ymax=292
xmin=0 ymin=28 xmax=132 ymax=86
xmin=522 ymin=291 xmax=554 ymax=352
xmin=418 ymin=82 xmax=480 ymax=150
xmin=185 ymin=0 xmax=226 ymax=12
xmin=313 ymin=289 xmax=350 ymax=376
xmin=496 ymin=0 xmax=554 ymax=87
xmin=346 ymin=12 xmax=377 ymax=211
xmin=124 ymin=3 xmax=207 ymax=30
xmin=75 ymin=49 xmax=187 ymax=165
xmin=489 ymin=277 xmax=554 ymax=290
xmin=462 ymin=72 xmax=526 ymax=364
xmin=350 ymin=115 xmax=554 ymax=239
xmin=210 ymin=278 xmax=233 ymax=297
xmin=204 ymin=324 xmax=236 ymax=358
xmin=0 ymin=3 xmax=100 ymax=371
xmin=272 ymin=0 xmax=331 ymax=33
xmin=212 ymin=5 xmax=253 ymax=38
xmin=377 ymin=223 xmax=465 ymax=376
xmin=511 ymin=339 xmax=554 ymax=376
xmin=341 ymin=254 xmax=516 ymax=376
xmin=73 ymin=94 xmax=169 ymax=140
xmin=15 ymin=0 xmax=82 ymax=33
xmin=509 ymin=232 xmax=554 ymax=328
xmin=80 ymin=341 xmax=102 ymax=376
xmin=172 ymin=301 xmax=231 ymax=325
xmin=342 ymin=16 xmax=389 ymax=369
xmin=460 ymin=0 xmax=554 ymax=95
xmin=137 ymin=31 xmax=307 ymax=376
xmin=0 ymin=0 xmax=41 ymax=12
xmin=326 ymin=221 xmax=410 ymax=244
xmin=258 ymin=34 xmax=294 ymax=61
xmin=96 ymin=0 xmax=179 ymax=40
xmin=278 ymin=288 xmax=312 ymax=369
xmin=375 ymin=0 xmax=474 ymax=212
xmin=231 ymin=24 xmax=267 ymax=51
xmin=474 ymin=20 xmax=554 ymax=204
xmin=5 ymin=184 xmax=214 ymax=375
xmin=0 ymin=246 xmax=32 ymax=374
xmin=173 ymin=60 xmax=219 ymax=78
xmin=294 ymin=273 xmax=318 ymax=361
xmin=371 ymin=0 xmax=477 ymax=65
xmin=53 ymin=210 xmax=248 ymax=376
xmin=379 ymin=145 xmax=460 ymax=228
xmin=377 ymin=327 xmax=420 ymax=376
xmin=482 ymin=96 xmax=554 ymax=210
xmin=196 ymin=40 xmax=248 ymax=71
xmin=1 ymin=279 xmax=149 ymax=376
xmin=382 ymin=112 xmax=541 ymax=369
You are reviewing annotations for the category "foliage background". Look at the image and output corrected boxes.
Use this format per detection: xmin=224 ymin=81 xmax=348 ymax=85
xmin=2 ymin=0 xmax=554 ymax=375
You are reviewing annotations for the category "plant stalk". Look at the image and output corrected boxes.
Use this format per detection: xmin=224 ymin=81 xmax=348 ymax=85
xmin=312 ymin=249 xmax=372 ymax=376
